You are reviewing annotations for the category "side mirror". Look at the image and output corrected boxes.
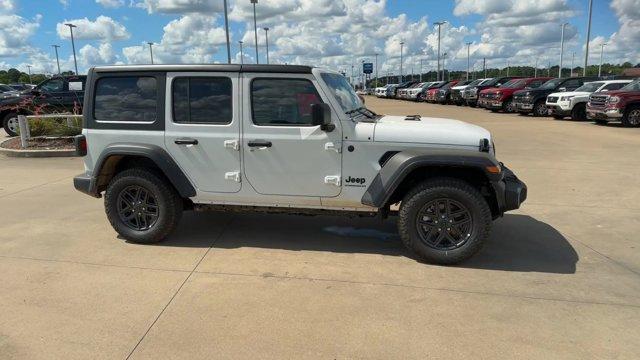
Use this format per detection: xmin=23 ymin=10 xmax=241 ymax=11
xmin=311 ymin=103 xmax=334 ymax=132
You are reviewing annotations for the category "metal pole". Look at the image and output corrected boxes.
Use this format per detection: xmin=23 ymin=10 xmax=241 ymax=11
xmin=374 ymin=53 xmax=378 ymax=87
xmin=26 ymin=65 xmax=32 ymax=84
xmin=598 ymin=43 xmax=606 ymax=77
xmin=399 ymin=41 xmax=404 ymax=83
xmin=223 ymin=0 xmax=231 ymax=64
xmin=239 ymin=41 xmax=244 ymax=64
xmin=443 ymin=53 xmax=447 ymax=81
xmin=18 ymin=115 xmax=28 ymax=149
xmin=435 ymin=21 xmax=446 ymax=81
xmin=506 ymin=61 xmax=509 ymax=77
xmin=548 ymin=61 xmax=551 ymax=77
xmin=559 ymin=23 xmax=567 ymax=78
xmin=147 ymin=42 xmax=154 ymax=64
xmin=65 ymin=23 xmax=78 ymax=75
xmin=583 ymin=0 xmax=593 ymax=76
xmin=466 ymin=42 xmax=472 ymax=80
xmin=483 ymin=57 xmax=486 ymax=78
xmin=535 ymin=58 xmax=538 ymax=77
xmin=263 ymin=27 xmax=270 ymax=64
xmin=419 ymin=58 xmax=423 ymax=82
xmin=251 ymin=0 xmax=259 ymax=64
xmin=52 ymin=45 xmax=61 ymax=74
xmin=571 ymin=52 xmax=575 ymax=77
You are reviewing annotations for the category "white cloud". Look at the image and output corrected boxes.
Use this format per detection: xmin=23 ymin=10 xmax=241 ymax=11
xmin=56 ymin=16 xmax=130 ymax=41
xmin=0 ymin=0 xmax=16 ymax=14
xmin=135 ymin=0 xmax=223 ymax=14
xmin=0 ymin=14 xmax=41 ymax=58
xmin=589 ymin=0 xmax=640 ymax=64
xmin=79 ymin=43 xmax=117 ymax=66
xmin=96 ymin=0 xmax=124 ymax=8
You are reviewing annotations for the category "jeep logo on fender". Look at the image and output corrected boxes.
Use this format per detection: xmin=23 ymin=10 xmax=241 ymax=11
xmin=345 ymin=176 xmax=366 ymax=187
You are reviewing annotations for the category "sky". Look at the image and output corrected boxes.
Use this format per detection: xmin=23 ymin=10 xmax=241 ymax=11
xmin=0 ymin=0 xmax=638 ymax=77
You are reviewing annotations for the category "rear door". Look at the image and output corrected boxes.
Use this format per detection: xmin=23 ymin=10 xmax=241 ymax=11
xmin=164 ymin=72 xmax=241 ymax=193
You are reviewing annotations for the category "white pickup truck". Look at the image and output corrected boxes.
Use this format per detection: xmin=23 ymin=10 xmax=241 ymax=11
xmin=546 ymin=80 xmax=631 ymax=120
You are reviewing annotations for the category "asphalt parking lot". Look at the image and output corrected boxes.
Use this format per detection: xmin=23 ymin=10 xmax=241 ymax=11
xmin=1 ymin=96 xmax=639 ymax=359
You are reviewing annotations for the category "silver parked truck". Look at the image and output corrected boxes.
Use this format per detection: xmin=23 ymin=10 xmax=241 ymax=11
xmin=74 ymin=64 xmax=526 ymax=264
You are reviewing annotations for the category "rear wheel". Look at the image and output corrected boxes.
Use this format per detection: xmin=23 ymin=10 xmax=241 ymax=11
xmin=622 ymin=105 xmax=640 ymax=127
xmin=571 ymin=103 xmax=587 ymax=121
xmin=2 ymin=112 xmax=19 ymax=137
xmin=533 ymin=100 xmax=548 ymax=117
xmin=105 ymin=168 xmax=183 ymax=244
xmin=398 ymin=178 xmax=491 ymax=265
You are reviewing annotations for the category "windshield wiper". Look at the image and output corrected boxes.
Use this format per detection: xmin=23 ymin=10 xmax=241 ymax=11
xmin=345 ymin=106 xmax=377 ymax=119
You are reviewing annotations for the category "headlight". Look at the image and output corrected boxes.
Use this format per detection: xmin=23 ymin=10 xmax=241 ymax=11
xmin=608 ymin=96 xmax=620 ymax=104
xmin=560 ymin=95 xmax=575 ymax=101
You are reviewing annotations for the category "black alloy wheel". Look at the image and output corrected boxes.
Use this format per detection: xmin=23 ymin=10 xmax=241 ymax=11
xmin=416 ymin=198 xmax=473 ymax=250
xmin=117 ymin=185 xmax=159 ymax=231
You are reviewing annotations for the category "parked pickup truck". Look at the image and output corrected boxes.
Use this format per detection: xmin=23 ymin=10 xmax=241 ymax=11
xmin=435 ymin=80 xmax=467 ymax=104
xmin=587 ymin=78 xmax=640 ymax=127
xmin=481 ymin=77 xmax=552 ymax=113
xmin=465 ymin=77 xmax=516 ymax=107
xmin=451 ymin=79 xmax=487 ymax=106
xmin=547 ymin=80 xmax=631 ymax=120
xmin=73 ymin=64 xmax=526 ymax=264
xmin=1 ymin=75 xmax=86 ymax=136
xmin=513 ymin=76 xmax=599 ymax=117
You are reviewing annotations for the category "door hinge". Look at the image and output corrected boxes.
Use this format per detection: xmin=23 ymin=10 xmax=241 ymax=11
xmin=324 ymin=175 xmax=341 ymax=186
xmin=224 ymin=139 xmax=240 ymax=151
xmin=324 ymin=142 xmax=341 ymax=153
xmin=225 ymin=171 xmax=241 ymax=183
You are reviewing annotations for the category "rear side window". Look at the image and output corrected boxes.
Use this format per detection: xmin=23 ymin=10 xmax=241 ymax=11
xmin=172 ymin=77 xmax=232 ymax=124
xmin=94 ymin=77 xmax=157 ymax=122
xmin=251 ymin=78 xmax=321 ymax=126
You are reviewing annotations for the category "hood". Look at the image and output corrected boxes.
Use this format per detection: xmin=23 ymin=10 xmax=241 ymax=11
xmin=593 ymin=90 xmax=640 ymax=97
xmin=480 ymin=87 xmax=500 ymax=95
xmin=373 ymin=115 xmax=491 ymax=147
xmin=451 ymin=85 xmax=470 ymax=90
xmin=548 ymin=91 xmax=591 ymax=98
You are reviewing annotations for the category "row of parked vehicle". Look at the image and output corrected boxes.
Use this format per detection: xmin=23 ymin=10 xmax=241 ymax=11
xmin=373 ymin=76 xmax=640 ymax=127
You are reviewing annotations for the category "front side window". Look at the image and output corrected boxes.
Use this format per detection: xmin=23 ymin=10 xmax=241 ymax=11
xmin=94 ymin=77 xmax=157 ymax=122
xmin=251 ymin=78 xmax=322 ymax=126
xmin=320 ymin=72 xmax=361 ymax=113
xmin=39 ymin=79 xmax=64 ymax=92
xmin=621 ymin=79 xmax=640 ymax=91
xmin=173 ymin=77 xmax=232 ymax=124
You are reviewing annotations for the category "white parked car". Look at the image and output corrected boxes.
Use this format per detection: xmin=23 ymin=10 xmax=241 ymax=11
xmin=73 ymin=64 xmax=526 ymax=264
xmin=546 ymin=80 xmax=632 ymax=120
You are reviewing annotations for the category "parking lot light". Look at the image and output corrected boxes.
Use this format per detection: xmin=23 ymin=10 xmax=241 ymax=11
xmin=239 ymin=41 xmax=244 ymax=64
xmin=598 ymin=43 xmax=607 ymax=77
xmin=147 ymin=42 xmax=154 ymax=64
xmin=251 ymin=0 xmax=259 ymax=64
xmin=263 ymin=27 xmax=270 ymax=64
xmin=51 ymin=45 xmax=61 ymax=74
xmin=466 ymin=42 xmax=472 ymax=80
xmin=399 ymin=41 xmax=404 ymax=83
xmin=65 ymin=23 xmax=78 ymax=75
xmin=434 ymin=21 xmax=447 ymax=81
xmin=559 ymin=23 xmax=568 ymax=78
xmin=583 ymin=0 xmax=593 ymax=76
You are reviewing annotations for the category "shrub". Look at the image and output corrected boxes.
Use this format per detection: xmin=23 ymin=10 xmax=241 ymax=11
xmin=18 ymin=116 xmax=82 ymax=137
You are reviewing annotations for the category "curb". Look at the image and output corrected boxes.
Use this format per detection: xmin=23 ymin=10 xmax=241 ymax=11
xmin=0 ymin=138 xmax=78 ymax=158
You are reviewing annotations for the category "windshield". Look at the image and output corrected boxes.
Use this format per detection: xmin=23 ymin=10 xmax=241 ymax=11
xmin=620 ymin=79 xmax=640 ymax=91
xmin=575 ymin=82 xmax=604 ymax=92
xmin=465 ymin=79 xmax=482 ymax=87
xmin=320 ymin=72 xmax=361 ymax=113
xmin=539 ymin=79 xmax=564 ymax=90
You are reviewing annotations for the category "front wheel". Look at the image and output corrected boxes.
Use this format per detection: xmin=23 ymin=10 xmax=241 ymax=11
xmin=398 ymin=178 xmax=492 ymax=265
xmin=104 ymin=168 xmax=183 ymax=244
xmin=3 ymin=112 xmax=19 ymax=137
xmin=502 ymin=99 xmax=515 ymax=113
xmin=571 ymin=103 xmax=587 ymax=121
xmin=622 ymin=105 xmax=640 ymax=127
xmin=533 ymin=101 xmax=548 ymax=117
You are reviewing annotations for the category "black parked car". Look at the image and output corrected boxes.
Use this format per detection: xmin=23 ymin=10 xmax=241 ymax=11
xmin=465 ymin=77 xmax=518 ymax=107
xmin=512 ymin=77 xmax=599 ymax=117
xmin=1 ymin=75 xmax=86 ymax=136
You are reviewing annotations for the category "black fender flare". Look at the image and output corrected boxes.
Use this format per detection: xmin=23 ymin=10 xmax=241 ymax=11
xmin=83 ymin=143 xmax=196 ymax=198
xmin=361 ymin=150 xmax=503 ymax=208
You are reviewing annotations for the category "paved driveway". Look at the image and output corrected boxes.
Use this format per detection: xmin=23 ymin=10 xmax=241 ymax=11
xmin=1 ymin=98 xmax=639 ymax=359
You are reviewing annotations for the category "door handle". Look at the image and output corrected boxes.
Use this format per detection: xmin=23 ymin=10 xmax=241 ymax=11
xmin=247 ymin=140 xmax=272 ymax=148
xmin=174 ymin=138 xmax=199 ymax=145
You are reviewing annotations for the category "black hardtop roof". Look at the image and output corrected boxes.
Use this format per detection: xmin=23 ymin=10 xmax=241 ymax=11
xmin=91 ymin=64 xmax=313 ymax=74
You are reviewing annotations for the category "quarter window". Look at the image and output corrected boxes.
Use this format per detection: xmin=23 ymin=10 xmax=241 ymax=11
xmin=251 ymin=78 xmax=322 ymax=126
xmin=172 ymin=77 xmax=232 ymax=124
xmin=94 ymin=77 xmax=157 ymax=122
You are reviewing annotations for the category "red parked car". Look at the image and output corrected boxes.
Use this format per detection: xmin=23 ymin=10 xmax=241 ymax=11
xmin=587 ymin=78 xmax=640 ymax=127
xmin=425 ymin=81 xmax=451 ymax=103
xmin=480 ymin=77 xmax=552 ymax=113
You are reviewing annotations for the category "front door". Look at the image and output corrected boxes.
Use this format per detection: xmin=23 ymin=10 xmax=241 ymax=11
xmin=164 ymin=72 xmax=241 ymax=193
xmin=242 ymin=74 xmax=342 ymax=197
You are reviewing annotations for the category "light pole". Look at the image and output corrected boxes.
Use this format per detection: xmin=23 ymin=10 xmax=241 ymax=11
xmin=26 ymin=65 xmax=32 ymax=84
xmin=583 ymin=0 xmax=593 ymax=76
xmin=65 ymin=23 xmax=78 ymax=75
xmin=239 ymin=41 xmax=244 ymax=64
xmin=374 ymin=53 xmax=379 ymax=87
xmin=571 ymin=51 xmax=575 ymax=77
xmin=434 ymin=21 xmax=447 ymax=81
xmin=466 ymin=42 xmax=472 ymax=80
xmin=223 ymin=0 xmax=231 ymax=64
xmin=559 ymin=22 xmax=568 ymax=78
xmin=263 ymin=27 xmax=270 ymax=64
xmin=535 ymin=58 xmax=538 ymax=77
xmin=506 ymin=60 xmax=510 ymax=77
xmin=250 ymin=0 xmax=259 ymax=64
xmin=483 ymin=57 xmax=486 ymax=78
xmin=419 ymin=58 xmax=423 ymax=82
xmin=147 ymin=42 xmax=154 ymax=64
xmin=442 ymin=52 xmax=447 ymax=81
xmin=598 ymin=43 xmax=607 ymax=77
xmin=51 ymin=45 xmax=61 ymax=74
xmin=399 ymin=41 xmax=404 ymax=83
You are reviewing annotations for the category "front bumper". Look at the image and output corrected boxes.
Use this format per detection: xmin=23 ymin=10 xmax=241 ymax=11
xmin=514 ymin=102 xmax=533 ymax=112
xmin=486 ymin=100 xmax=504 ymax=109
xmin=587 ymin=108 xmax=624 ymax=120
xmin=493 ymin=165 xmax=527 ymax=214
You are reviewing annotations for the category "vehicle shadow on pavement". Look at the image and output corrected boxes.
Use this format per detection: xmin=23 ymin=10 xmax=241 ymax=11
xmin=162 ymin=212 xmax=577 ymax=274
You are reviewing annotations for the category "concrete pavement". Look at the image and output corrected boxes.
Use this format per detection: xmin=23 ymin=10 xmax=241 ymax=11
xmin=1 ymin=97 xmax=638 ymax=359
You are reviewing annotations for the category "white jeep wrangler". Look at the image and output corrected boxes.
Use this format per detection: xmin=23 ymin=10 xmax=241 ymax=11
xmin=74 ymin=64 xmax=526 ymax=264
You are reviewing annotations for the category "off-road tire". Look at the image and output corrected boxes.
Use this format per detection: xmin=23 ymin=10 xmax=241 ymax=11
xmin=532 ymin=100 xmax=548 ymax=117
xmin=105 ymin=168 xmax=183 ymax=244
xmin=398 ymin=178 xmax=492 ymax=265
xmin=622 ymin=105 xmax=640 ymax=128
xmin=2 ymin=112 xmax=19 ymax=137
xmin=571 ymin=103 xmax=587 ymax=121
